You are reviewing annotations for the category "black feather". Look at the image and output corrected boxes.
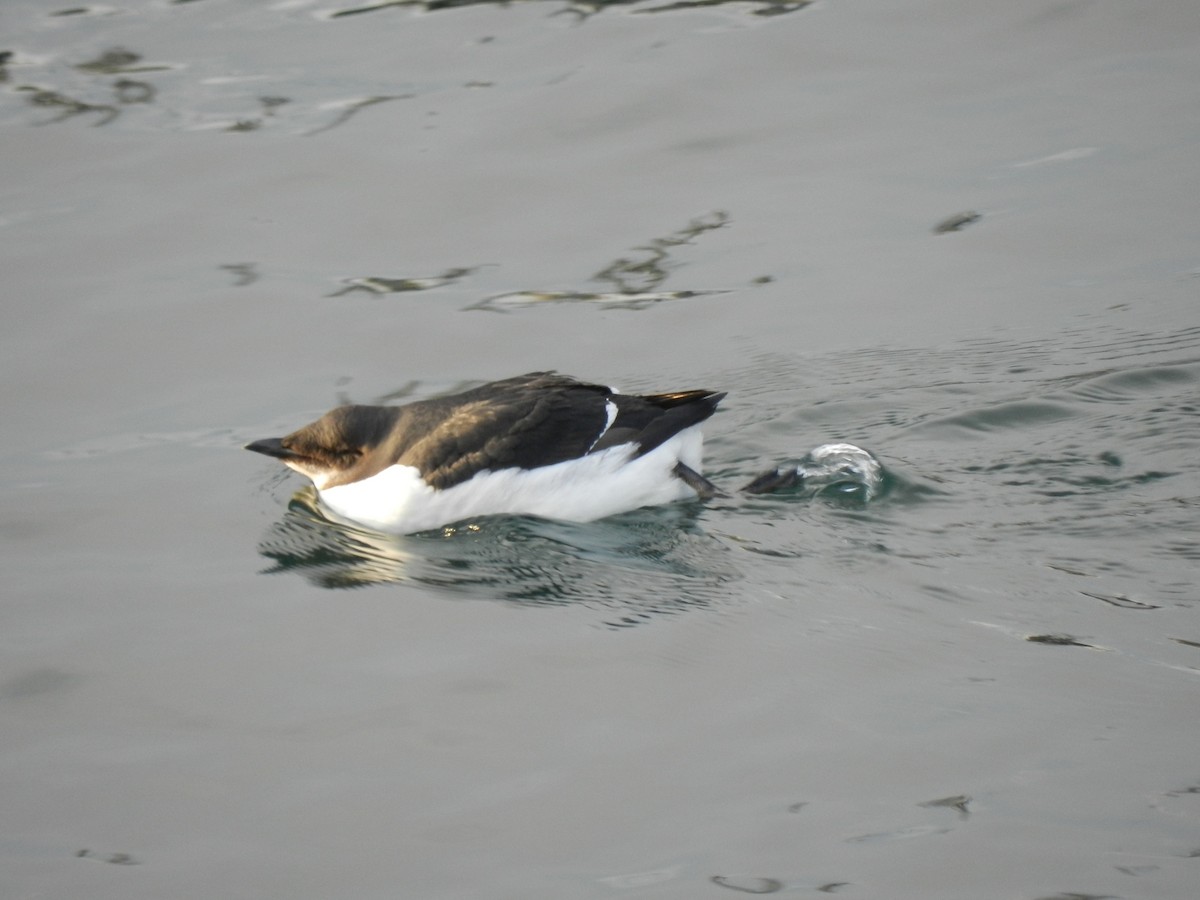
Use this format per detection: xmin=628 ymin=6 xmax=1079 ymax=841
xmin=257 ymin=373 xmax=724 ymax=492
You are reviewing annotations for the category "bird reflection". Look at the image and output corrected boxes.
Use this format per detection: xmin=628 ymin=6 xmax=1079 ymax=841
xmin=257 ymin=486 xmax=740 ymax=623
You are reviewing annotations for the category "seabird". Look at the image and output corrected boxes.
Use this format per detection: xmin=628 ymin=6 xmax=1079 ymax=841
xmin=246 ymin=372 xmax=725 ymax=534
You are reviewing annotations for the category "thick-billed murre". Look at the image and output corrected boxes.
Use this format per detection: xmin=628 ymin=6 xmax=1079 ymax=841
xmin=246 ymin=372 xmax=725 ymax=534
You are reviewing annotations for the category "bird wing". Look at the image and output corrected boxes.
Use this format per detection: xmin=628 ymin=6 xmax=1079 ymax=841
xmin=396 ymin=374 xmax=613 ymax=490
xmin=590 ymin=389 xmax=726 ymax=456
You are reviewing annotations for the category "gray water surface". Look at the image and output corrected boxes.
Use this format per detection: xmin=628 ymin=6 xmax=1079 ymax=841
xmin=3 ymin=1 xmax=1199 ymax=898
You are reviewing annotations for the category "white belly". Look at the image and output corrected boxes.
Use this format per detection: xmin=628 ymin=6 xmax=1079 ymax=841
xmin=317 ymin=428 xmax=705 ymax=534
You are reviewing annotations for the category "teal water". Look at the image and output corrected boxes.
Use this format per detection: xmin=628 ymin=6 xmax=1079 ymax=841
xmin=3 ymin=2 xmax=1199 ymax=898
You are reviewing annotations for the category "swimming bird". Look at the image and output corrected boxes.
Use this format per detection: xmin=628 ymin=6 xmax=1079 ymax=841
xmin=246 ymin=372 xmax=725 ymax=534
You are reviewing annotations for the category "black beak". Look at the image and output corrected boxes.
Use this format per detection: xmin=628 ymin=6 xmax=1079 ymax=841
xmin=245 ymin=437 xmax=296 ymax=460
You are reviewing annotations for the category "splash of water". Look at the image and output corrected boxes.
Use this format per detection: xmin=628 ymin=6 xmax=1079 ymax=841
xmin=741 ymin=443 xmax=883 ymax=503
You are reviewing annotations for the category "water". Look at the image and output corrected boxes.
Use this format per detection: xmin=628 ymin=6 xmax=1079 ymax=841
xmin=3 ymin=1 xmax=1199 ymax=898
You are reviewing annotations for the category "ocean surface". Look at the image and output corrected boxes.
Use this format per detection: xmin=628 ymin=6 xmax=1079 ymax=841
xmin=3 ymin=1 xmax=1198 ymax=898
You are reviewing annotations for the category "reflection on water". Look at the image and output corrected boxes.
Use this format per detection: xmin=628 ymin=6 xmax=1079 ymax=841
xmin=328 ymin=267 xmax=483 ymax=297
xmin=932 ymin=210 xmax=981 ymax=233
xmin=328 ymin=0 xmax=812 ymax=19
xmin=1077 ymin=589 xmax=1159 ymax=610
xmin=220 ymin=262 xmax=259 ymax=287
xmin=207 ymin=212 xmax=731 ymax=305
xmin=919 ymin=794 xmax=972 ymax=819
xmin=0 ymin=0 xmax=808 ymax=151
xmin=468 ymin=211 xmax=732 ymax=311
xmin=18 ymin=85 xmax=117 ymax=126
xmin=75 ymin=48 xmax=168 ymax=76
xmin=258 ymin=486 xmax=740 ymax=624
xmin=331 ymin=0 xmax=505 ymax=16
xmin=469 ymin=288 xmax=723 ymax=311
xmin=591 ymin=210 xmax=728 ymax=295
xmin=12 ymin=45 xmax=175 ymax=128
xmin=709 ymin=874 xmax=784 ymax=893
xmin=1026 ymin=633 xmax=1098 ymax=649
xmin=226 ymin=95 xmax=291 ymax=133
xmin=113 ymin=78 xmax=154 ymax=104
xmin=75 ymin=848 xmax=139 ymax=867
xmin=3 ymin=0 xmax=810 ymax=135
xmin=303 ymin=94 xmax=411 ymax=135
xmin=626 ymin=0 xmax=811 ymax=16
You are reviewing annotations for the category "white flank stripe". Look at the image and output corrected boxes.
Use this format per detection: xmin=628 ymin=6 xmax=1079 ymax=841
xmin=588 ymin=399 xmax=619 ymax=451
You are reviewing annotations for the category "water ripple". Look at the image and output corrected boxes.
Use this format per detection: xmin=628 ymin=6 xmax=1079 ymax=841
xmin=257 ymin=487 xmax=741 ymax=624
xmin=246 ymin=324 xmax=1198 ymax=623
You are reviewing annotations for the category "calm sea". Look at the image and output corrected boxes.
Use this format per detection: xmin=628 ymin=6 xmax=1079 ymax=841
xmin=3 ymin=1 xmax=1198 ymax=897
